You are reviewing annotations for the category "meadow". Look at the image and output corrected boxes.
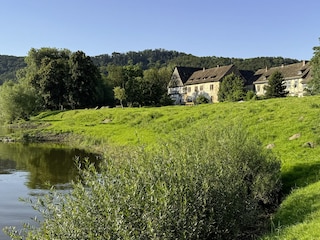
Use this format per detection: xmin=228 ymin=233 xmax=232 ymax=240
xmin=28 ymin=95 xmax=320 ymax=239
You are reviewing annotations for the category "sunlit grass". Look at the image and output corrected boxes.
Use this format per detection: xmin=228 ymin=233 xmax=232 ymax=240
xmin=31 ymin=95 xmax=320 ymax=239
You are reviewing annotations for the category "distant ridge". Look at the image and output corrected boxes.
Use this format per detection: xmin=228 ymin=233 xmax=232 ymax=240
xmin=0 ymin=49 xmax=301 ymax=84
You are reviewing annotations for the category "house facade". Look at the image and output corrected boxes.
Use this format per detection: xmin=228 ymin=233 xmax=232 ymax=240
xmin=167 ymin=66 xmax=202 ymax=104
xmin=168 ymin=64 xmax=246 ymax=104
xmin=253 ymin=61 xmax=311 ymax=97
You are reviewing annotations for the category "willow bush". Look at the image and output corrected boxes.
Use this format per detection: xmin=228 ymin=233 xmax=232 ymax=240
xmin=4 ymin=124 xmax=281 ymax=240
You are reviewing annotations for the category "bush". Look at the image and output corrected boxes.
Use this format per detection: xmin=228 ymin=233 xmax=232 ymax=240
xmin=5 ymin=124 xmax=281 ymax=239
xmin=195 ymin=94 xmax=210 ymax=104
xmin=245 ymin=90 xmax=256 ymax=101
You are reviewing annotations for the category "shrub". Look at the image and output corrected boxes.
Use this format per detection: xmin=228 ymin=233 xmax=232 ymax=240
xmin=5 ymin=124 xmax=281 ymax=239
xmin=195 ymin=94 xmax=210 ymax=104
xmin=245 ymin=90 xmax=256 ymax=101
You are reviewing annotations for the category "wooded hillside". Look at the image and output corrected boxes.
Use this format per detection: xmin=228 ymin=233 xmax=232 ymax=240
xmin=0 ymin=49 xmax=301 ymax=84
xmin=0 ymin=55 xmax=26 ymax=83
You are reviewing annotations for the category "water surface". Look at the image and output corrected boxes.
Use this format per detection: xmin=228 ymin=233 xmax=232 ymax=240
xmin=0 ymin=142 xmax=98 ymax=239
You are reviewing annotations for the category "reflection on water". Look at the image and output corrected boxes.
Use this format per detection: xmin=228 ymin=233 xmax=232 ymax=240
xmin=0 ymin=142 xmax=100 ymax=189
xmin=0 ymin=142 xmax=99 ymax=239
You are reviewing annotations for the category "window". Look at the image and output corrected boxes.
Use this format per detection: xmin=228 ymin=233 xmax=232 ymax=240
xmin=183 ymin=87 xmax=187 ymax=93
xmin=188 ymin=87 xmax=191 ymax=93
xmin=210 ymin=84 xmax=214 ymax=91
xmin=195 ymin=86 xmax=198 ymax=92
xmin=286 ymin=81 xmax=291 ymax=89
xmin=200 ymin=85 xmax=203 ymax=91
xmin=257 ymin=85 xmax=260 ymax=92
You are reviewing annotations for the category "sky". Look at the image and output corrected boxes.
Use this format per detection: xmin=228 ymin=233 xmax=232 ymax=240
xmin=0 ymin=0 xmax=319 ymax=60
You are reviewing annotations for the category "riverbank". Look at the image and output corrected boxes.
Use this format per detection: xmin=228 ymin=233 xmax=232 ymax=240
xmin=3 ymin=95 xmax=320 ymax=239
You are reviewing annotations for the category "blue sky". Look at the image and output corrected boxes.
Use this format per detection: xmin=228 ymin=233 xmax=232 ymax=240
xmin=0 ymin=0 xmax=319 ymax=60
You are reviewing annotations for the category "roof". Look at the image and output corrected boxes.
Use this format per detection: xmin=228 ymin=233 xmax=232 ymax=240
xmin=176 ymin=66 xmax=202 ymax=83
xmin=168 ymin=66 xmax=202 ymax=88
xmin=184 ymin=64 xmax=236 ymax=85
xmin=253 ymin=61 xmax=311 ymax=84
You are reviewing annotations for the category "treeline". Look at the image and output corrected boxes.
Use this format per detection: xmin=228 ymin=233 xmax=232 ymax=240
xmin=0 ymin=49 xmax=301 ymax=83
xmin=92 ymin=49 xmax=300 ymax=71
xmin=0 ymin=48 xmax=173 ymax=123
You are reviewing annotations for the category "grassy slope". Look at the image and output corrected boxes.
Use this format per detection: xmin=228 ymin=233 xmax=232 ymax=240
xmin=32 ymin=96 xmax=320 ymax=239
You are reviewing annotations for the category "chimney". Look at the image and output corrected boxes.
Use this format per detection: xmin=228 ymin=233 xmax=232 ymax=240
xmin=302 ymin=60 xmax=306 ymax=66
xmin=265 ymin=66 xmax=268 ymax=72
xmin=281 ymin=64 xmax=284 ymax=68
xmin=217 ymin=65 xmax=220 ymax=68
xmin=203 ymin=67 xmax=205 ymax=71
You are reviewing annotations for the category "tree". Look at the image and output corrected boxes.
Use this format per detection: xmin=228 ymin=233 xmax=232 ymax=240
xmin=68 ymin=51 xmax=103 ymax=109
xmin=113 ymin=87 xmax=126 ymax=108
xmin=37 ymin=58 xmax=69 ymax=110
xmin=218 ymin=73 xmax=245 ymax=102
xmin=264 ymin=71 xmax=288 ymax=98
xmin=17 ymin=48 xmax=105 ymax=110
xmin=139 ymin=67 xmax=172 ymax=106
xmin=0 ymin=80 xmax=42 ymax=123
xmin=308 ymin=39 xmax=320 ymax=94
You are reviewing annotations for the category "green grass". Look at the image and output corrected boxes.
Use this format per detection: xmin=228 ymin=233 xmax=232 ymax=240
xmin=31 ymin=96 xmax=320 ymax=239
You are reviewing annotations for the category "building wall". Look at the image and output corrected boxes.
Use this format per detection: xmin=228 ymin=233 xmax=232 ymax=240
xmin=254 ymin=77 xmax=305 ymax=97
xmin=184 ymin=82 xmax=220 ymax=103
xmin=284 ymin=78 xmax=305 ymax=97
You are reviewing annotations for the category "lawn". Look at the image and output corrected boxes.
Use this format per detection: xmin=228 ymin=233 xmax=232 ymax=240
xmin=32 ymin=95 xmax=320 ymax=239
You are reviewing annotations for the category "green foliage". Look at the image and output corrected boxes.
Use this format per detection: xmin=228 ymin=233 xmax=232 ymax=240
xmin=308 ymin=39 xmax=320 ymax=95
xmin=5 ymin=125 xmax=281 ymax=239
xmin=107 ymin=64 xmax=172 ymax=107
xmin=68 ymin=51 xmax=103 ymax=109
xmin=113 ymin=86 xmax=126 ymax=107
xmin=0 ymin=55 xmax=26 ymax=83
xmin=0 ymin=80 xmax=42 ymax=123
xmin=245 ymin=90 xmax=256 ymax=101
xmin=195 ymin=94 xmax=210 ymax=104
xmin=218 ymin=73 xmax=245 ymax=102
xmin=91 ymin=50 xmax=299 ymax=72
xmin=264 ymin=71 xmax=288 ymax=98
xmin=19 ymin=48 xmax=105 ymax=110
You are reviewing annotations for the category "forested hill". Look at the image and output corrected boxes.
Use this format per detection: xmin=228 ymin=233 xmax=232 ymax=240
xmin=0 ymin=49 xmax=300 ymax=83
xmin=91 ymin=49 xmax=300 ymax=71
xmin=0 ymin=55 xmax=26 ymax=83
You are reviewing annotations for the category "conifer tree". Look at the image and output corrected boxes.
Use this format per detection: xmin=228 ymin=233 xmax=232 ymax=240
xmin=264 ymin=71 xmax=287 ymax=98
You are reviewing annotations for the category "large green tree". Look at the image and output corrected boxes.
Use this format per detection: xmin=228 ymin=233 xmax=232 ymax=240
xmin=308 ymin=39 xmax=320 ymax=94
xmin=140 ymin=67 xmax=172 ymax=106
xmin=37 ymin=58 xmax=69 ymax=109
xmin=218 ymin=73 xmax=245 ymax=102
xmin=68 ymin=51 xmax=103 ymax=109
xmin=18 ymin=48 xmax=105 ymax=110
xmin=264 ymin=71 xmax=288 ymax=98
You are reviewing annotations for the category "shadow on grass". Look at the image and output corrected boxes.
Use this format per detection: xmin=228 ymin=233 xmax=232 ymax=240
xmin=273 ymin=181 xmax=320 ymax=227
xmin=281 ymin=161 xmax=320 ymax=195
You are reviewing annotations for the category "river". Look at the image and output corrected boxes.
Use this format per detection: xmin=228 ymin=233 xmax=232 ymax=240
xmin=0 ymin=141 xmax=99 ymax=239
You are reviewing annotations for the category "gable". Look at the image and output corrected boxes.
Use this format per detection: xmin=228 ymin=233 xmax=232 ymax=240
xmin=168 ymin=66 xmax=202 ymax=88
